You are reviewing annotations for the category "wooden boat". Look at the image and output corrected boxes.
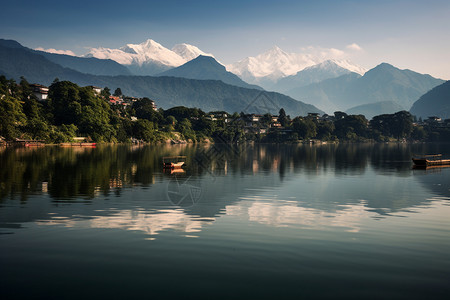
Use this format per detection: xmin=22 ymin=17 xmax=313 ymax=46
xmin=163 ymin=156 xmax=186 ymax=169
xmin=412 ymin=154 xmax=450 ymax=167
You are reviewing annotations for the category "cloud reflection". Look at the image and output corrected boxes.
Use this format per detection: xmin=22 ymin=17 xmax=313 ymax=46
xmin=37 ymin=209 xmax=216 ymax=238
xmin=227 ymin=196 xmax=372 ymax=232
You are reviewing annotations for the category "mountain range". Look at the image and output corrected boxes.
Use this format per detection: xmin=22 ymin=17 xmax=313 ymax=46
xmin=226 ymin=46 xmax=366 ymax=88
xmin=0 ymin=39 xmax=320 ymax=116
xmin=1 ymin=37 xmax=448 ymax=119
xmin=284 ymin=63 xmax=444 ymax=114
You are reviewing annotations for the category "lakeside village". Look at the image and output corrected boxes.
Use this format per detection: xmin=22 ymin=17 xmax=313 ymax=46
xmin=1 ymin=76 xmax=450 ymax=147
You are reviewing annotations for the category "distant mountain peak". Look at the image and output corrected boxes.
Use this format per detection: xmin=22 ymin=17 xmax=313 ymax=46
xmin=172 ymin=43 xmax=213 ymax=61
xmin=157 ymin=55 xmax=262 ymax=90
xmin=84 ymin=39 xmax=213 ymax=75
xmin=0 ymin=39 xmax=25 ymax=49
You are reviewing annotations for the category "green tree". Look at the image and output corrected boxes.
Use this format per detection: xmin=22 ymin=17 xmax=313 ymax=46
xmin=101 ymin=87 xmax=111 ymax=99
xmin=132 ymin=98 xmax=162 ymax=124
xmin=335 ymin=115 xmax=368 ymax=140
xmin=391 ymin=111 xmax=413 ymax=140
xmin=133 ymin=119 xmax=156 ymax=142
xmin=48 ymin=81 xmax=82 ymax=125
xmin=177 ymin=118 xmax=196 ymax=141
xmin=292 ymin=117 xmax=317 ymax=140
xmin=278 ymin=108 xmax=289 ymax=127
xmin=0 ymin=76 xmax=27 ymax=140
xmin=113 ymin=88 xmax=122 ymax=97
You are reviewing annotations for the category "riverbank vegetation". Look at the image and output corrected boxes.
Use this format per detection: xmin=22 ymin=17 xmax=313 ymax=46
xmin=1 ymin=76 xmax=449 ymax=144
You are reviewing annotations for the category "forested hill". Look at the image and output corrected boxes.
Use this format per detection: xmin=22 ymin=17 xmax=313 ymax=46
xmin=88 ymin=75 xmax=321 ymax=115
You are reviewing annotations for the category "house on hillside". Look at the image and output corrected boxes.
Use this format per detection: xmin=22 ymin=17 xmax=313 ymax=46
xmin=87 ymin=86 xmax=102 ymax=95
xmin=425 ymin=116 xmax=443 ymax=128
xmin=109 ymin=96 xmax=121 ymax=105
xmin=30 ymin=84 xmax=49 ymax=101
xmin=150 ymin=99 xmax=157 ymax=111
xmin=307 ymin=113 xmax=320 ymax=120
xmin=206 ymin=114 xmax=217 ymax=121
xmin=251 ymin=114 xmax=262 ymax=122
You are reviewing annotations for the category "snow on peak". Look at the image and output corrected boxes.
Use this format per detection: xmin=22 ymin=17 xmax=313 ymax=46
xmin=227 ymin=46 xmax=366 ymax=82
xmin=117 ymin=39 xmax=185 ymax=66
xmin=227 ymin=46 xmax=320 ymax=79
xmin=172 ymin=43 xmax=214 ymax=61
xmin=85 ymin=39 xmax=188 ymax=67
xmin=84 ymin=39 xmax=214 ymax=68
xmin=84 ymin=47 xmax=135 ymax=65
xmin=329 ymin=59 xmax=366 ymax=75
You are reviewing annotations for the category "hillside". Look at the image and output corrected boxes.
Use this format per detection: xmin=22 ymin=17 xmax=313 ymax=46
xmin=157 ymin=55 xmax=262 ymax=90
xmin=88 ymin=75 xmax=321 ymax=115
xmin=0 ymin=42 xmax=95 ymax=85
xmin=410 ymin=81 xmax=450 ymax=119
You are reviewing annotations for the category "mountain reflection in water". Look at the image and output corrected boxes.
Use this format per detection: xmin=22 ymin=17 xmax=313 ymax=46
xmin=1 ymin=143 xmax=449 ymax=239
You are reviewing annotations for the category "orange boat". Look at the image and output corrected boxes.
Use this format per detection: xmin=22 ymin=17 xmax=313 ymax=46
xmin=163 ymin=156 xmax=186 ymax=169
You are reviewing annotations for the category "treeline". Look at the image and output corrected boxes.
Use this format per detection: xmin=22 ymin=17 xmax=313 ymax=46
xmin=0 ymin=76 xmax=449 ymax=143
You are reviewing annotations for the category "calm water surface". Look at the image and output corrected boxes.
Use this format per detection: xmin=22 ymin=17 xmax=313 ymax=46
xmin=1 ymin=143 xmax=450 ymax=299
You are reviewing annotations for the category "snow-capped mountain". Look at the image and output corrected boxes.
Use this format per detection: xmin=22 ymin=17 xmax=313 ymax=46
xmin=85 ymin=39 xmax=211 ymax=75
xmin=226 ymin=46 xmax=366 ymax=88
xmin=172 ymin=43 xmax=213 ymax=61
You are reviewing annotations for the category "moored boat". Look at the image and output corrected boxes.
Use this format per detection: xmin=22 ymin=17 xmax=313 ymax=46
xmin=412 ymin=154 xmax=450 ymax=167
xmin=163 ymin=156 xmax=186 ymax=169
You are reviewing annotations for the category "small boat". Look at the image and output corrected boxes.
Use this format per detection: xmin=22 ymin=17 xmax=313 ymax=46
xmin=412 ymin=154 xmax=450 ymax=167
xmin=163 ymin=156 xmax=186 ymax=169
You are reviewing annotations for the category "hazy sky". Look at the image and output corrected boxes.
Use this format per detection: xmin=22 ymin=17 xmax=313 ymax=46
xmin=1 ymin=0 xmax=449 ymax=79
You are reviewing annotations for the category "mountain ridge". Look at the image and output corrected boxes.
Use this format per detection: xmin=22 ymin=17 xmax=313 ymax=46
xmin=157 ymin=55 xmax=262 ymax=90
xmin=0 ymin=39 xmax=131 ymax=76
xmin=410 ymin=81 xmax=450 ymax=119
xmin=286 ymin=63 xmax=444 ymax=114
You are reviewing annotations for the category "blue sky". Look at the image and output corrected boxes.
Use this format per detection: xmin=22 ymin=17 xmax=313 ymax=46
xmin=1 ymin=0 xmax=449 ymax=78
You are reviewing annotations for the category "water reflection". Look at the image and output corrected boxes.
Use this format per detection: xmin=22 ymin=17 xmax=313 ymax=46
xmin=1 ymin=143 xmax=450 ymax=239
xmin=37 ymin=208 xmax=215 ymax=239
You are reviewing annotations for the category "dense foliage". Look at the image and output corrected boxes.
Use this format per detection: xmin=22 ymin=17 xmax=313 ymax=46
xmin=1 ymin=76 xmax=449 ymax=144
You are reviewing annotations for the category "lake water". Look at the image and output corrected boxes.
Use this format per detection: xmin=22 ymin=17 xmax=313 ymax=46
xmin=1 ymin=143 xmax=450 ymax=299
